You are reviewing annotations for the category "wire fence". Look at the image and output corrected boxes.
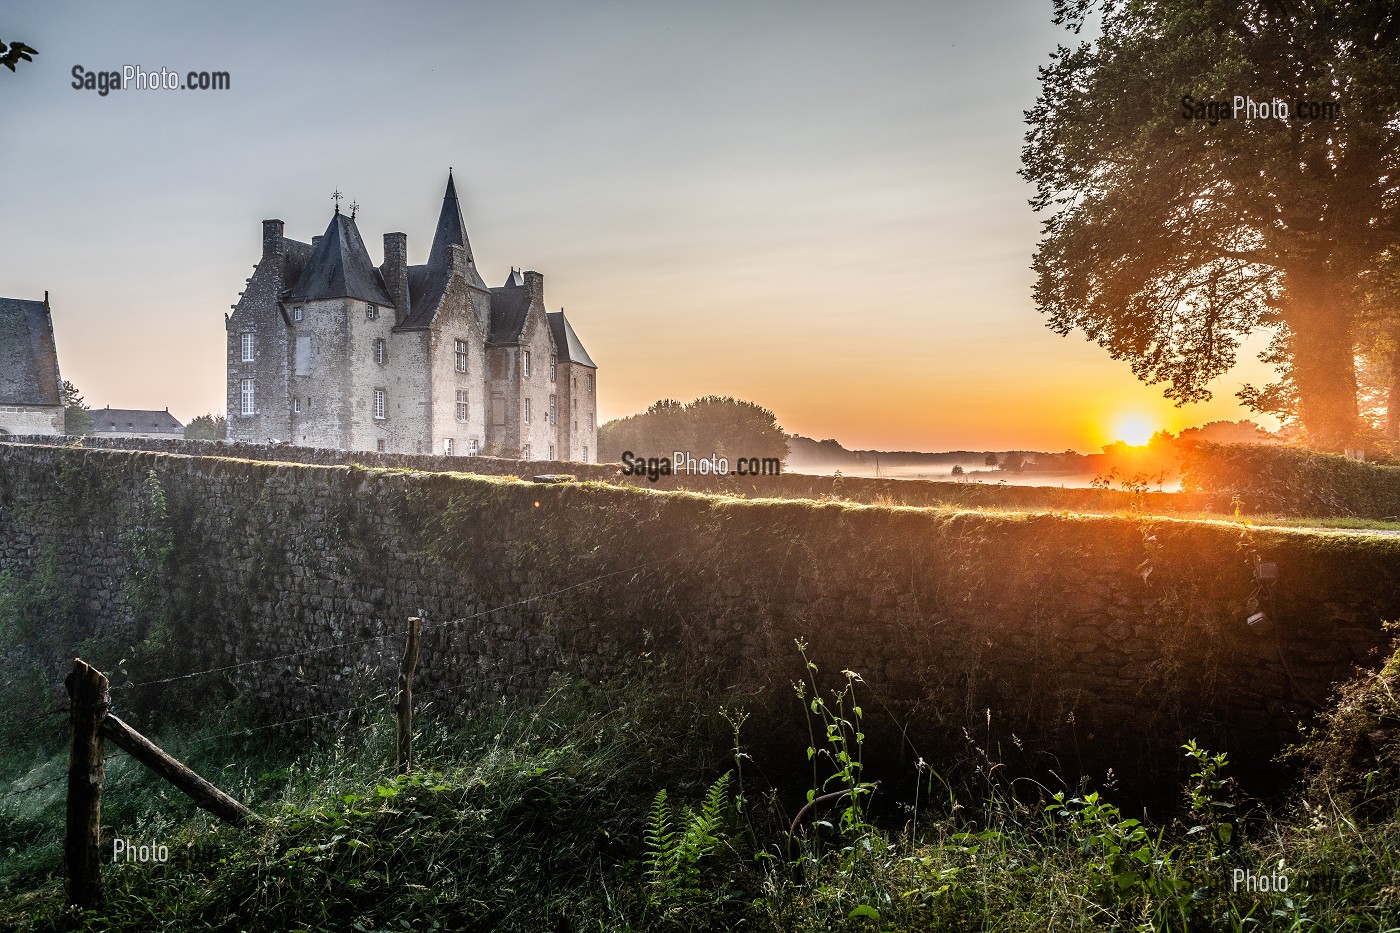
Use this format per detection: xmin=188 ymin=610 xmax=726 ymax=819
xmin=3 ymin=555 xmax=675 ymax=809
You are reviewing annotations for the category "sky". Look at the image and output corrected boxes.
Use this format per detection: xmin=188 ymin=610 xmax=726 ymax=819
xmin=0 ymin=0 xmax=1281 ymax=452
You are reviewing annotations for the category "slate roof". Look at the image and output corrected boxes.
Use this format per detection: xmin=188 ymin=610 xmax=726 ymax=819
xmin=91 ymin=408 xmax=184 ymax=434
xmin=488 ymin=273 xmax=532 ymax=344
xmin=428 ymin=172 xmax=486 ymax=289
xmin=0 ymin=296 xmax=63 ymax=407
xmin=547 ymin=311 xmax=597 ymax=368
xmin=396 ymin=172 xmax=488 ymax=330
xmin=286 ymin=212 xmax=393 ymax=305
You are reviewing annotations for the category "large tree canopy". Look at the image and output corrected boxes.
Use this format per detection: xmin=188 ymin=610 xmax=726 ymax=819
xmin=597 ymin=397 xmax=788 ymax=465
xmin=1023 ymin=0 xmax=1400 ymax=449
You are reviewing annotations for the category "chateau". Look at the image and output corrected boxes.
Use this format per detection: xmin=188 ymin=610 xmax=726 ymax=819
xmin=225 ymin=173 xmax=598 ymax=460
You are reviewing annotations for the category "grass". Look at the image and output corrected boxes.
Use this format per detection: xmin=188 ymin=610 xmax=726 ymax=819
xmin=3 ymin=658 xmax=1400 ymax=932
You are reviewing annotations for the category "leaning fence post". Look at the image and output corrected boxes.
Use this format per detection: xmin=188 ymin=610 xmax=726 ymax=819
xmin=65 ymin=658 xmax=109 ymax=910
xmin=396 ymin=616 xmax=422 ymax=774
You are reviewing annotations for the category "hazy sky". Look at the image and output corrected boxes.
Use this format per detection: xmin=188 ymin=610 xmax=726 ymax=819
xmin=1 ymin=1 xmax=1278 ymax=451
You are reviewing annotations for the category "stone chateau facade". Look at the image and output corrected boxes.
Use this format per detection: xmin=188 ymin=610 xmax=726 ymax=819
xmin=225 ymin=173 xmax=598 ymax=460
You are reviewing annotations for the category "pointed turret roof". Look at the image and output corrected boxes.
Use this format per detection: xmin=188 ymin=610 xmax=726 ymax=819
xmin=427 ymin=171 xmax=486 ymax=290
xmin=287 ymin=211 xmax=393 ymax=305
xmin=547 ymin=310 xmax=597 ymax=368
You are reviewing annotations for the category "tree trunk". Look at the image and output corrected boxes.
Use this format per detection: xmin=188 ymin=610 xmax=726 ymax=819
xmin=1388 ymin=347 xmax=1400 ymax=442
xmin=1283 ymin=272 xmax=1359 ymax=451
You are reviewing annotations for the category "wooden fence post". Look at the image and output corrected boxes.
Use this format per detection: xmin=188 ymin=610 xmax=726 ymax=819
xmin=65 ymin=658 xmax=108 ymax=909
xmin=99 ymin=714 xmax=257 ymax=827
xmin=397 ymin=616 xmax=422 ymax=774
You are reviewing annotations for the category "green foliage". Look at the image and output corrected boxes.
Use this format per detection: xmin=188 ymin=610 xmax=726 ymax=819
xmin=598 ymin=396 xmax=789 ymax=464
xmin=183 ymin=413 xmax=227 ymax=441
xmin=643 ymin=772 xmax=736 ymax=915
xmin=1181 ymin=441 xmax=1400 ymax=517
xmin=1023 ymin=1 xmax=1400 ymax=445
xmin=60 ymin=380 xmax=92 ymax=435
xmin=1293 ymin=635 xmax=1400 ymax=822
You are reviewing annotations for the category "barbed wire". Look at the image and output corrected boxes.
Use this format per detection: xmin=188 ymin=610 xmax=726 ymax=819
xmin=5 ymin=704 xmax=68 ymax=727
xmin=0 ymin=753 xmax=122 ymax=803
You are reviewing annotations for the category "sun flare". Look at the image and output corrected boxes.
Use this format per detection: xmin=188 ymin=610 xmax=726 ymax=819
xmin=1113 ymin=414 xmax=1156 ymax=447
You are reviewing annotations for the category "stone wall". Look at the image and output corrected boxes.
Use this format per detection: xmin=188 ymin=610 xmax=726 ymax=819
xmin=2 ymin=441 xmax=1397 ymax=807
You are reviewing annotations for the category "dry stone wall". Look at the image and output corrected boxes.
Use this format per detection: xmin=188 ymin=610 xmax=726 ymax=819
xmin=1 ymin=441 xmax=1397 ymax=804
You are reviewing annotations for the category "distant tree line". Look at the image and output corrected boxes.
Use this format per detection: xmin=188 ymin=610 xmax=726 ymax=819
xmin=598 ymin=397 xmax=788 ymax=465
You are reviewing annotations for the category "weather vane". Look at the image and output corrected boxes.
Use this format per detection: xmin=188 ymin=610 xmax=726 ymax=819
xmin=349 ymin=200 xmax=359 ymax=220
xmin=331 ymin=188 xmax=343 ymax=213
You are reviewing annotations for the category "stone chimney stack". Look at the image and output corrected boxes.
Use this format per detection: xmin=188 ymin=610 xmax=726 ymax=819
xmin=523 ymin=270 xmax=544 ymax=304
xmin=446 ymin=244 xmax=468 ymax=279
xmin=262 ymin=219 xmax=285 ymax=260
xmin=383 ymin=232 xmax=410 ymax=322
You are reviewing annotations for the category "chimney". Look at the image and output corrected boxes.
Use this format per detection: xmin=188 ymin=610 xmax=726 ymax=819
xmin=383 ymin=232 xmax=410 ymax=322
xmin=446 ymin=243 xmax=468 ymax=279
xmin=262 ymin=219 xmax=285 ymax=259
xmin=312 ymin=235 xmax=323 ymax=249
xmin=523 ymin=270 xmax=544 ymax=304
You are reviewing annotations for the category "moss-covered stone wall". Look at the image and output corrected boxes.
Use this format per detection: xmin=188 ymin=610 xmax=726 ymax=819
xmin=2 ymin=441 xmax=1397 ymax=803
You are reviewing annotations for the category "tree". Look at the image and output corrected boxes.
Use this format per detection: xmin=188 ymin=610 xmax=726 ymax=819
xmin=951 ymin=464 xmax=965 ymax=475
xmin=1001 ymin=452 xmax=1026 ymax=473
xmin=984 ymin=452 xmax=999 ymax=468
xmin=1023 ymin=0 xmax=1400 ymax=450
xmin=61 ymin=381 xmax=92 ymax=435
xmin=0 ymin=38 xmax=37 ymax=73
xmin=597 ymin=397 xmax=788 ymax=464
xmin=184 ymin=413 xmax=227 ymax=441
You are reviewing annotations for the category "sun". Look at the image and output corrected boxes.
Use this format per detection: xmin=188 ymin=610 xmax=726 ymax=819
xmin=1113 ymin=414 xmax=1156 ymax=447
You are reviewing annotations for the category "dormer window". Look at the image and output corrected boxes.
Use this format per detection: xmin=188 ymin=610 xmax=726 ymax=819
xmin=366 ymin=304 xmax=379 ymax=321
xmin=455 ymin=340 xmax=469 ymax=373
xmin=292 ymin=306 xmax=303 ymax=322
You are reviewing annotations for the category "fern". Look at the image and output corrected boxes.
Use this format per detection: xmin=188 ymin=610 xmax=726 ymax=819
xmin=643 ymin=772 xmax=733 ymax=911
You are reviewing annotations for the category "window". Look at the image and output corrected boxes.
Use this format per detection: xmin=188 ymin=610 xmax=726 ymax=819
xmin=455 ymin=340 xmax=469 ymax=373
xmin=455 ymin=389 xmax=469 ymax=422
xmin=240 ymin=378 xmax=255 ymax=415
xmin=240 ymin=332 xmax=255 ymax=362
xmin=373 ymin=389 xmax=386 ymax=420
xmin=583 ymin=446 xmax=588 ymax=463
xmin=523 ymin=398 xmax=532 ymax=424
xmin=586 ymin=373 xmax=594 ymax=393
xmin=549 ymin=394 xmax=557 ymax=425
xmin=573 ymin=397 xmax=577 ymax=411
xmin=550 ymin=357 xmax=557 ymax=382
xmin=523 ymin=444 xmax=532 ymax=459
xmin=548 ymin=444 xmax=555 ymax=460
xmin=373 ymin=338 xmax=386 ymax=364
xmin=468 ymin=438 xmax=479 ymax=456
xmin=293 ymin=398 xmax=301 ymax=414
xmin=523 ymin=350 xmax=532 ymax=378
xmin=376 ymin=439 xmax=386 ymax=452
xmin=588 ymin=412 xmax=594 ymax=430
xmin=366 ymin=303 xmax=378 ymax=321
xmin=444 ymin=438 xmax=455 ymax=456
xmin=292 ymin=306 xmax=303 ymax=322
